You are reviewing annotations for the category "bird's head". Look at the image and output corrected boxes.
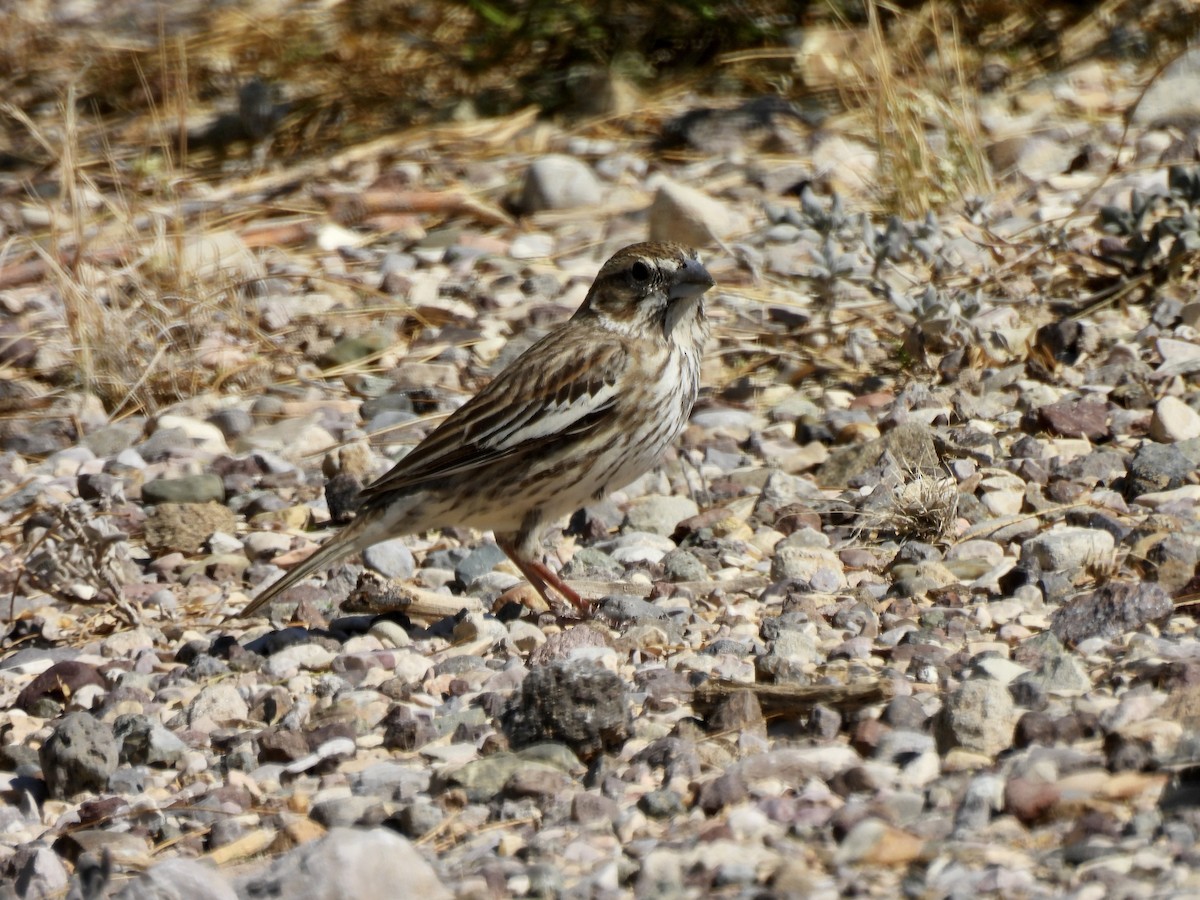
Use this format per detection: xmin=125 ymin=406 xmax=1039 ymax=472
xmin=575 ymin=242 xmax=714 ymax=343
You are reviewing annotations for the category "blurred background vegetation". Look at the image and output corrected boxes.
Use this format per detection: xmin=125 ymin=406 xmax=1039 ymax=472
xmin=1 ymin=0 xmax=1194 ymax=153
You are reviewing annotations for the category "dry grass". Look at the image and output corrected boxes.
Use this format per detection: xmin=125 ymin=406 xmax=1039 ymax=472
xmin=0 ymin=0 xmax=802 ymax=168
xmin=0 ymin=3 xmax=479 ymax=166
xmin=880 ymin=470 xmax=959 ymax=543
xmin=811 ymin=0 xmax=998 ymax=218
xmin=839 ymin=1 xmax=995 ymax=217
xmin=848 ymin=461 xmax=960 ymax=545
xmin=840 ymin=0 xmax=1198 ymax=218
xmin=8 ymin=83 xmax=277 ymax=417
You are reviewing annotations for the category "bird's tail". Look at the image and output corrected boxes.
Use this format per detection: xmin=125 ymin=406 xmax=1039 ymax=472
xmin=231 ymin=506 xmax=399 ymax=619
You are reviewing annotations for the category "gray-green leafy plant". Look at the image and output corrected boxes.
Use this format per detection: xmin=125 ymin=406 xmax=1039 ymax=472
xmin=1096 ymin=165 xmax=1200 ymax=273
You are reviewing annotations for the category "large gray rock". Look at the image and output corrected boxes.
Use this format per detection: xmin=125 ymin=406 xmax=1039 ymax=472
xmin=1125 ymin=441 xmax=1196 ymax=498
xmin=935 ymin=678 xmax=1016 ymax=757
xmin=1050 ymin=581 xmax=1174 ymax=647
xmin=114 ymin=714 xmax=187 ymax=767
xmin=1019 ymin=527 xmax=1114 ymax=573
xmin=362 ymin=538 xmax=415 ymax=580
xmin=12 ymin=844 xmax=69 ymax=900
xmin=816 ymin=422 xmax=938 ymax=489
xmin=115 ymin=858 xmax=238 ymax=900
xmin=186 ymin=682 xmax=249 ymax=726
xmin=39 ymin=712 xmax=119 ymax=799
xmin=235 ymin=827 xmax=451 ymax=900
xmin=622 ymin=494 xmax=699 ymax=536
xmin=503 ymin=661 xmax=631 ymax=761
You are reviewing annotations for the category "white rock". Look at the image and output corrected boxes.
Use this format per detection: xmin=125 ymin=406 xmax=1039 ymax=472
xmin=1133 ymin=49 xmax=1200 ymax=124
xmin=208 ymin=531 xmax=243 ymax=555
xmin=1019 ymin=527 xmax=1114 ymax=573
xmin=284 ymin=737 xmax=356 ymax=774
xmin=566 ymin=646 xmax=620 ymax=670
xmin=811 ymin=134 xmax=878 ymax=196
xmin=155 ymin=414 xmax=230 ymax=453
xmin=623 ymin=494 xmax=700 ymax=536
xmin=187 ymin=683 xmax=249 ymax=726
xmin=181 ymin=230 xmax=263 ymax=283
xmin=1150 ymin=396 xmax=1200 ymax=443
xmin=973 ymin=657 xmax=1029 ymax=685
xmin=368 ymin=620 xmax=412 ymax=648
xmin=1134 ymin=484 xmax=1200 ymax=508
xmin=647 ymin=177 xmax=748 ymax=247
xmin=519 ymin=155 xmax=602 ymax=212
xmin=244 ymin=531 xmax=293 ymax=559
xmin=389 ymin=650 xmax=434 ymax=683
xmin=316 ymin=222 xmax=367 ymax=251
xmin=945 ymin=540 xmax=1006 ymax=564
xmin=1156 ymin=337 xmax=1200 ymax=364
xmin=600 ymin=531 xmax=677 ymax=565
xmin=102 ymin=626 xmax=158 ymax=658
xmin=772 ymin=629 xmax=822 ymax=666
xmin=506 ymin=619 xmax=546 ymax=653
xmin=262 ymin=643 xmax=336 ymax=677
xmin=69 ymin=684 xmax=105 ymax=711
xmin=121 ymin=858 xmax=236 ymax=900
xmin=771 ymin=540 xmax=847 ymax=588
xmin=510 ymin=232 xmax=555 ymax=260
xmin=981 ymin=488 xmax=1024 ymax=517
xmin=1013 ymin=136 xmax=1078 ymax=181
xmin=260 ymin=828 xmax=452 ymax=898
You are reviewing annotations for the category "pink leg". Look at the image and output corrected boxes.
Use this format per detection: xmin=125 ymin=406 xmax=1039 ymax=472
xmin=498 ymin=540 xmax=589 ymax=614
xmin=528 ymin=558 xmax=586 ymax=611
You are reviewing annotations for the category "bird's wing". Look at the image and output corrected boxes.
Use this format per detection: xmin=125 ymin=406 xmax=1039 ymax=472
xmin=357 ymin=330 xmax=627 ymax=500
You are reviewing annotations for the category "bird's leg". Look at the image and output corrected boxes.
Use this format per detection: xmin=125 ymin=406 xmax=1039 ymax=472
xmin=497 ymin=539 xmax=588 ymax=613
xmin=528 ymin=558 xmax=587 ymax=612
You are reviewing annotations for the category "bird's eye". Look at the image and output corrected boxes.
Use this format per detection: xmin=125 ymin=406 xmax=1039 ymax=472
xmin=629 ymin=260 xmax=652 ymax=283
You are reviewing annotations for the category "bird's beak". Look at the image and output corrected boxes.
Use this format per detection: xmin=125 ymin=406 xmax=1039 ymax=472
xmin=668 ymin=257 xmax=715 ymax=302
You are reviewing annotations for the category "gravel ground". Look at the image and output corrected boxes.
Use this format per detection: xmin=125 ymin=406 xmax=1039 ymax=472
xmin=4 ymin=12 xmax=1200 ymax=900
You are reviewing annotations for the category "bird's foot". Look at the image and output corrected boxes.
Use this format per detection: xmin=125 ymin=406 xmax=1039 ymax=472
xmin=498 ymin=541 xmax=591 ymax=616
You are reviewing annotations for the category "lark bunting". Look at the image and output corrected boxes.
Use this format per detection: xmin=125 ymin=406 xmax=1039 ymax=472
xmin=236 ymin=241 xmax=714 ymax=617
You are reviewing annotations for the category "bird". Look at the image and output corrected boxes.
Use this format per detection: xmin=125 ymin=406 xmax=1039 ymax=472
xmin=235 ymin=241 xmax=714 ymax=619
